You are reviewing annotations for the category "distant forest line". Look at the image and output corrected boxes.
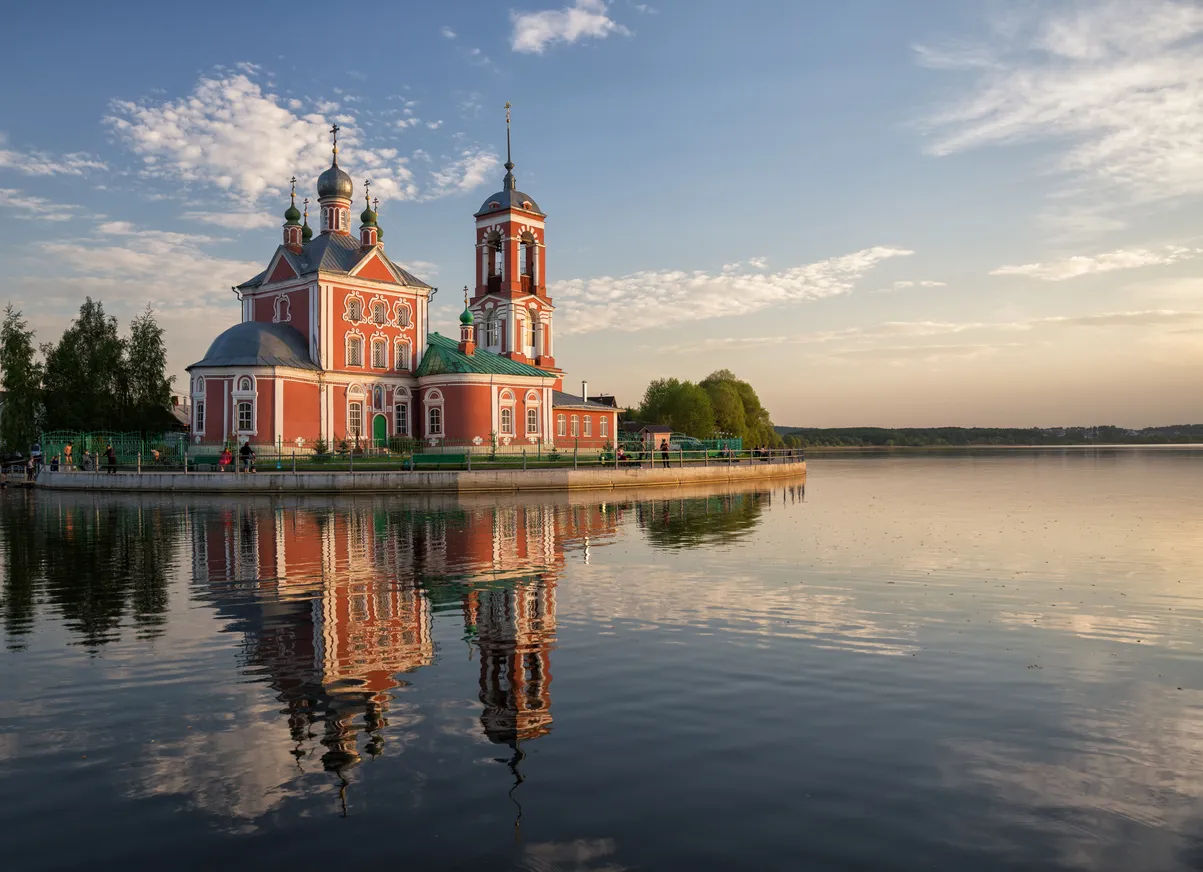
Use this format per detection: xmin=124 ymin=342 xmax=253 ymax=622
xmin=774 ymin=425 xmax=1203 ymax=448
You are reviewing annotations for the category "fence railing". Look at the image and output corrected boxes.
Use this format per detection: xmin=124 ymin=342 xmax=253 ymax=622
xmin=35 ymin=445 xmax=804 ymax=475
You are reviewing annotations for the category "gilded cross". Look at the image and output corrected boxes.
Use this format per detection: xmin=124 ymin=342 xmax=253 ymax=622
xmin=364 ymin=178 xmax=371 ymax=205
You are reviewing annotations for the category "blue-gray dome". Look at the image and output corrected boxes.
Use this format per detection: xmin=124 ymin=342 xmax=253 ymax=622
xmin=188 ymin=321 xmax=319 ymax=370
xmin=317 ymin=162 xmax=353 ymax=200
xmin=475 ymin=188 xmax=542 ymax=216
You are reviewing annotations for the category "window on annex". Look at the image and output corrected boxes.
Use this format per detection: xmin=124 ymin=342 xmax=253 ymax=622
xmin=394 ymin=403 xmax=408 ymax=436
xmin=570 ymin=415 xmax=579 ymax=438
xmin=275 ymin=296 xmax=290 ymax=322
xmin=500 ymin=407 xmax=513 ymax=435
xmin=195 ymin=402 xmax=205 ymax=433
xmin=584 ymin=416 xmax=592 ymax=437
xmin=371 ymin=339 xmax=387 ymax=369
xmin=600 ymin=417 xmax=608 ymax=438
xmin=428 ymin=406 xmax=443 ymax=435
xmin=349 ymin=402 xmax=363 ymax=439
xmin=347 ymin=336 xmax=364 ymax=366
xmin=348 ymin=297 xmax=364 ymax=321
xmin=395 ymin=304 xmax=411 ymax=328
xmin=527 ymin=408 xmax=539 ymax=435
xmin=372 ymin=302 xmax=387 ymax=325
xmin=557 ymin=414 xmax=566 ymax=437
xmin=237 ymin=401 xmax=253 ymax=432
xmin=395 ymin=341 xmax=411 ymax=371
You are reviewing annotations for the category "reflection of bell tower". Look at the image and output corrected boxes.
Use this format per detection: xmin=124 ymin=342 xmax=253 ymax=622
xmin=469 ymin=574 xmax=557 ymax=745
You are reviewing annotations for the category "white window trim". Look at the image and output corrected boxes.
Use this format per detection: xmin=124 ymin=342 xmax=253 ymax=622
xmin=424 ymin=389 xmax=445 ymax=438
xmin=394 ymin=402 xmax=409 ymax=436
xmin=195 ymin=401 xmax=206 ymax=434
xmin=236 ymin=400 xmax=255 ymax=434
xmin=600 ymin=416 xmax=609 ymax=438
xmin=371 ymin=337 xmax=388 ymax=369
xmin=526 ymin=406 xmax=539 ymax=435
xmin=584 ymin=416 xmax=592 ymax=437
xmin=557 ymin=414 xmax=566 ymax=437
xmin=394 ymin=339 xmax=411 ymax=371
xmin=346 ymin=330 xmax=365 ymax=367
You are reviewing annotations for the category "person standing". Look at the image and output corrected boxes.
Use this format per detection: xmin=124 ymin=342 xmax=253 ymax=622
xmin=106 ymin=443 xmax=117 ymax=474
xmin=63 ymin=441 xmax=73 ymax=470
xmin=239 ymin=440 xmax=253 ymax=473
xmin=660 ymin=438 xmax=670 ymax=469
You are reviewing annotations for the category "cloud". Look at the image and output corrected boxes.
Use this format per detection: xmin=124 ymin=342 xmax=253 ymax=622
xmin=0 ymin=188 xmax=80 ymax=221
xmin=182 ymin=210 xmax=281 ymax=230
xmin=396 ymin=259 xmax=439 ymax=277
xmin=0 ymin=133 xmax=107 ymax=176
xmin=888 ymin=279 xmax=946 ymax=291
xmin=427 ymin=149 xmax=500 ymax=198
xmin=440 ymin=26 xmax=457 ymax=39
xmin=511 ymin=0 xmax=628 ymax=54
xmin=633 ymin=3 xmax=657 ymax=13
xmin=991 ymin=246 xmax=1202 ymax=281
xmin=105 ymin=69 xmax=492 ymax=206
xmin=553 ymin=246 xmax=913 ymax=335
xmin=918 ymin=0 xmax=1203 ymax=216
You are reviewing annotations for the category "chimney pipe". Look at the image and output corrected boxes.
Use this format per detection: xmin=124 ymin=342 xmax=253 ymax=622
xmin=582 ymin=380 xmax=588 ymax=402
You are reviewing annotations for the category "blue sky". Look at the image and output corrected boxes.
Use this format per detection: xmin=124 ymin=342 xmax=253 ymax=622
xmin=1 ymin=0 xmax=1200 ymax=427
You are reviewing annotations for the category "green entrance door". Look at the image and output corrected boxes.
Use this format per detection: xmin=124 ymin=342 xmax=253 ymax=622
xmin=372 ymin=414 xmax=388 ymax=448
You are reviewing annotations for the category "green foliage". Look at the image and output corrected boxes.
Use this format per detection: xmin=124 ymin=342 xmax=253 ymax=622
xmin=0 ymin=305 xmax=43 ymax=452
xmin=701 ymin=370 xmax=781 ymax=448
xmin=313 ymin=437 xmax=329 ymax=457
xmin=39 ymin=298 xmax=174 ymax=436
xmin=637 ymin=377 xmax=716 ymax=438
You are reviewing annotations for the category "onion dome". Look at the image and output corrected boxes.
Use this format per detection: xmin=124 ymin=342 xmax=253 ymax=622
xmin=301 ymin=198 xmax=313 ymax=241
xmin=460 ymin=306 xmax=474 ymax=325
xmin=360 ymin=203 xmax=377 ymax=226
xmin=317 ymin=162 xmax=353 ymax=200
xmin=284 ymin=198 xmax=301 ymax=225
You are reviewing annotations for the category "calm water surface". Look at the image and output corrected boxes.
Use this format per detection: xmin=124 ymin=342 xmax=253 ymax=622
xmin=1 ymin=450 xmax=1202 ymax=871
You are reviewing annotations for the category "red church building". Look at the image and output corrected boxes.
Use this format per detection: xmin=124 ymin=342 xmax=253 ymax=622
xmin=187 ymin=116 xmax=617 ymax=453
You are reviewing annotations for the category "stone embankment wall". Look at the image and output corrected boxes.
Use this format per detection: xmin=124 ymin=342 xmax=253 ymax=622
xmin=36 ymin=461 xmax=805 ymax=495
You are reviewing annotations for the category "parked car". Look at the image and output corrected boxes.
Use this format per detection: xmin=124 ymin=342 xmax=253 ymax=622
xmin=668 ymin=434 xmax=705 ymax=452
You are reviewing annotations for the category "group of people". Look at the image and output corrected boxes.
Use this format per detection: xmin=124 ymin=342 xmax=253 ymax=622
xmin=217 ymin=442 xmax=257 ymax=473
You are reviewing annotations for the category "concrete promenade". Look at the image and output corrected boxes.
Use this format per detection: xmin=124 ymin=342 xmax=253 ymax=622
xmin=35 ymin=460 xmax=806 ymax=494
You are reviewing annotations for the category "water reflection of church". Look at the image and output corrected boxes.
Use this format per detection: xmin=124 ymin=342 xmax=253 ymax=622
xmin=190 ymin=499 xmax=620 ymax=778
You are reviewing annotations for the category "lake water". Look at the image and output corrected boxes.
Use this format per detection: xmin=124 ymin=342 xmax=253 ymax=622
xmin=1 ymin=450 xmax=1201 ymax=871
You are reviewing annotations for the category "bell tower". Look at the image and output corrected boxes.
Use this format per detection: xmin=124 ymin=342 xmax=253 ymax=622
xmin=469 ymin=103 xmax=557 ymax=371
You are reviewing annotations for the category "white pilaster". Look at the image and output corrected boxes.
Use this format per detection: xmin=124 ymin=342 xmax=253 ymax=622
xmin=223 ymin=379 xmax=229 ymax=439
xmin=491 ymin=383 xmax=499 ymax=435
xmin=274 ymin=377 xmax=284 ymax=443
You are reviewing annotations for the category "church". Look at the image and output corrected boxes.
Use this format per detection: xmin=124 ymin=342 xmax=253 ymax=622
xmin=187 ymin=115 xmax=618 ymax=453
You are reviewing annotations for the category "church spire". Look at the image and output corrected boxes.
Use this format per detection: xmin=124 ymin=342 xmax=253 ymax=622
xmin=503 ymin=101 xmax=516 ymax=191
xmin=283 ymin=176 xmax=302 ymax=250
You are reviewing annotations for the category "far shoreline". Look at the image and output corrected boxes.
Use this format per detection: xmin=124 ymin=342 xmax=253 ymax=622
xmin=803 ymin=443 xmax=1203 ymax=453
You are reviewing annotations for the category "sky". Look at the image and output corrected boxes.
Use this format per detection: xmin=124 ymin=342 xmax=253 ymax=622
xmin=0 ymin=0 xmax=1200 ymax=428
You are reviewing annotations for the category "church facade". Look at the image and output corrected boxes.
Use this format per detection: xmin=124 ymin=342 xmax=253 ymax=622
xmin=187 ymin=122 xmax=617 ymax=453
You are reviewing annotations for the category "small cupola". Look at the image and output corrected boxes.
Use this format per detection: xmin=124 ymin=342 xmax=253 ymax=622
xmin=301 ymin=197 xmax=313 ymax=244
xmin=458 ymin=287 xmax=476 ymax=355
xmin=282 ymin=176 xmax=303 ymax=251
xmin=359 ymin=180 xmax=378 ymax=249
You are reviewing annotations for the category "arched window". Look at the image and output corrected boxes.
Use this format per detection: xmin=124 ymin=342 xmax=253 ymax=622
xmin=371 ymin=302 xmax=387 ymax=325
xmin=557 ymin=414 xmax=566 ymax=437
xmin=371 ymin=338 xmax=387 ymax=368
xmin=584 ymin=416 xmax=592 ymax=437
xmin=238 ymin=376 xmax=252 ymax=392
xmin=195 ymin=402 xmax=206 ymax=434
xmin=347 ymin=297 xmax=364 ymax=321
xmin=395 ymin=340 xmax=411 ymax=371
xmin=347 ymin=335 xmax=364 ymax=367
xmin=394 ymin=402 xmax=408 ymax=436
xmin=395 ymin=303 xmax=411 ymax=328
xmin=500 ymin=407 xmax=513 ymax=435
xmin=490 ymin=234 xmax=504 ymax=278
xmin=522 ymin=317 xmax=535 ymax=356
xmin=600 ymin=417 xmax=609 ymax=438
xmin=485 ymin=312 xmax=499 ymax=348
xmin=195 ymin=376 xmax=205 ymax=393
xmin=570 ymin=415 xmax=579 ymax=437
xmin=428 ymin=406 xmax=442 ymax=435
xmin=348 ymin=402 xmax=363 ymax=439
xmin=237 ymin=401 xmax=253 ymax=432
xmin=274 ymin=295 xmax=291 ymax=322
xmin=526 ymin=408 xmax=539 ymax=435
xmin=519 ymin=239 xmax=529 ymax=276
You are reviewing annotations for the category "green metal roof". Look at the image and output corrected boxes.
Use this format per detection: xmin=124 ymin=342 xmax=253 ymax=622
xmin=415 ymin=333 xmax=550 ymax=378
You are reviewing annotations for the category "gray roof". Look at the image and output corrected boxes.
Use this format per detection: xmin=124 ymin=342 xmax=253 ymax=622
xmin=237 ymin=233 xmax=433 ymax=290
xmin=475 ymin=188 xmax=543 ymax=217
xmin=551 ymin=390 xmax=617 ymax=410
xmin=187 ymin=321 xmax=320 ymax=371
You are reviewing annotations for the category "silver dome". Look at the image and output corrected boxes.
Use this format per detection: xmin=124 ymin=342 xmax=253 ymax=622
xmin=316 ymin=162 xmax=353 ymax=200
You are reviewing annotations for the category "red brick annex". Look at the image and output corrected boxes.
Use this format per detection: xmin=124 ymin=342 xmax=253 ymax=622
xmin=187 ymin=119 xmax=618 ymax=454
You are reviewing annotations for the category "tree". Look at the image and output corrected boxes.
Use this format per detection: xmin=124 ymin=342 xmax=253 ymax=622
xmin=699 ymin=369 xmax=782 ymax=447
xmin=0 ymin=305 xmax=43 ymax=452
xmin=42 ymin=298 xmax=127 ymax=432
xmin=125 ymin=305 xmax=174 ymax=432
xmin=637 ymin=378 xmax=716 ymax=438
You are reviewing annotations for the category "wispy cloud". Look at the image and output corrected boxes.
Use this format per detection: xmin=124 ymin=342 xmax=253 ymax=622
xmin=182 ymin=210 xmax=280 ymax=231
xmin=553 ymin=246 xmax=913 ymax=335
xmin=427 ymin=149 xmax=500 ymax=198
xmin=0 ymin=188 xmax=80 ymax=221
xmin=918 ymin=1 xmax=1203 ymax=220
xmin=511 ymin=0 xmax=628 ymax=54
xmin=991 ymin=246 xmax=1202 ymax=281
xmin=888 ymin=279 xmax=946 ymax=291
xmin=440 ymin=26 xmax=457 ymax=39
xmin=0 ymin=133 xmax=106 ymax=177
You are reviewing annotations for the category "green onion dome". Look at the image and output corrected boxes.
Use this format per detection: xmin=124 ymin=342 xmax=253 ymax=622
xmin=301 ymin=219 xmax=313 ymax=242
xmin=360 ymin=205 xmax=377 ymax=226
xmin=459 ymin=306 xmax=474 ymax=325
xmin=284 ymin=200 xmax=301 ymax=225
